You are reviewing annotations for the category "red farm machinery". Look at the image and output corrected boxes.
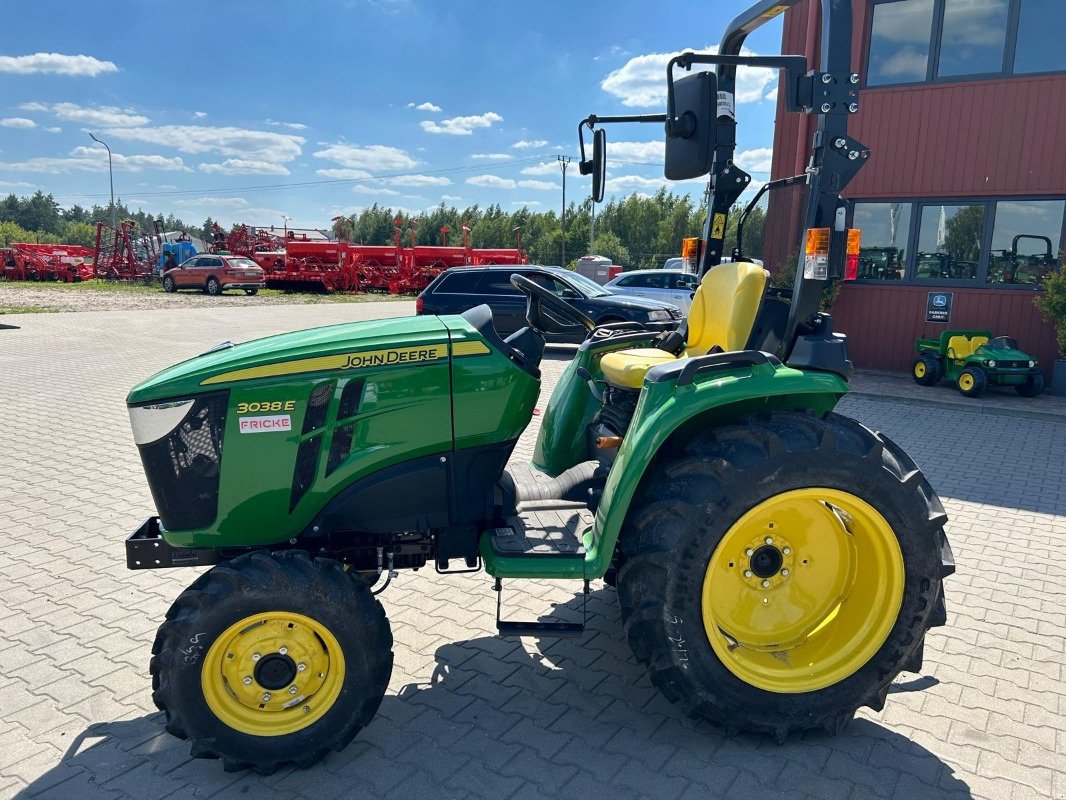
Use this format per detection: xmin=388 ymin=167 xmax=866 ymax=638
xmin=1 ymin=243 xmax=95 ymax=282
xmin=266 ymin=219 xmax=527 ymax=294
xmin=92 ymin=221 xmax=163 ymax=282
xmin=208 ymin=223 xmax=287 ymax=272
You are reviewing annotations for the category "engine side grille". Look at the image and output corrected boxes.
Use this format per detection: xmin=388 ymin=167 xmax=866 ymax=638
xmin=338 ymin=380 xmax=364 ymax=419
xmin=290 ymin=435 xmax=322 ymax=511
xmin=326 ymin=424 xmax=355 ymax=476
xmin=137 ymin=393 xmax=227 ymax=530
xmin=302 ymin=382 xmax=334 ymax=434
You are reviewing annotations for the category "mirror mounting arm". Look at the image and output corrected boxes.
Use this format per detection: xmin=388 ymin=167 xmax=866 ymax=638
xmin=577 ymin=114 xmax=668 ymax=172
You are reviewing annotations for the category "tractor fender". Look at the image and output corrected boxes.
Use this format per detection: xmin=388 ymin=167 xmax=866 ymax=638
xmin=583 ymin=361 xmax=849 ymax=578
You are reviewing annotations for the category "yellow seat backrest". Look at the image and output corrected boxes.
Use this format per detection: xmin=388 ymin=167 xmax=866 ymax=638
xmin=686 ymin=262 xmax=768 ymax=356
xmin=970 ymin=335 xmax=988 ymax=352
xmin=946 ymin=335 xmax=972 ymax=360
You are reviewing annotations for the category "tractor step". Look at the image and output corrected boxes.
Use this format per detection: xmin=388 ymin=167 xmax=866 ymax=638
xmin=494 ymin=577 xmax=588 ymax=638
xmin=488 ymin=504 xmax=591 ymax=559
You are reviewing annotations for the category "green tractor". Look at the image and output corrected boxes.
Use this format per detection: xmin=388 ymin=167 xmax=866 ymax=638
xmin=913 ymin=329 xmax=1045 ymax=397
xmin=125 ymin=0 xmax=953 ymax=773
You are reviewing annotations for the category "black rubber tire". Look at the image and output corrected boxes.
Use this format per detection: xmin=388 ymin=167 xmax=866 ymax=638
xmin=151 ymin=550 xmax=393 ymax=773
xmin=245 ymin=288 xmax=259 ymax=296
xmin=956 ymin=365 xmax=987 ymax=397
xmin=1016 ymin=371 xmax=1044 ymax=398
xmin=616 ymin=410 xmax=949 ymax=740
xmin=206 ymin=277 xmax=222 ymax=296
xmin=912 ymin=354 xmax=941 ymax=386
xmin=163 ymin=276 xmax=176 ymax=293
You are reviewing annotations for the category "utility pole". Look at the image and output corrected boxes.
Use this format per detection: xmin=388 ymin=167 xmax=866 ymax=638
xmin=557 ymin=155 xmax=571 ymax=268
xmin=88 ymin=133 xmax=115 ymax=229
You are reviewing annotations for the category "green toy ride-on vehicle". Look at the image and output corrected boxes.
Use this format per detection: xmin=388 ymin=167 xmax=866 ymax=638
xmin=913 ymin=329 xmax=1044 ymax=398
xmin=124 ymin=0 xmax=953 ymax=773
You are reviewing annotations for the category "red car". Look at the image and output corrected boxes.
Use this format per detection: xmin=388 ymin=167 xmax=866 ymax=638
xmin=162 ymin=254 xmax=266 ymax=295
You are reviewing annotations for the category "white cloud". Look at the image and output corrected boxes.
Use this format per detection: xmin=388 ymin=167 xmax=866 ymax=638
xmin=608 ymin=140 xmax=664 ymax=165
xmin=512 ymin=139 xmax=549 ymax=149
xmin=511 ymin=200 xmax=542 ymax=207
xmin=24 ymin=101 xmax=149 ymax=127
xmin=0 ymin=118 xmax=36 ymax=129
xmin=265 ymin=118 xmax=309 ymax=130
xmin=520 ymin=161 xmax=560 ymax=176
xmin=354 ymin=185 xmax=401 ymax=196
xmin=441 ymin=194 xmax=462 ymax=201
xmin=601 ymin=45 xmax=773 ymax=107
xmin=517 ymin=179 xmax=558 ymax=191
xmin=44 ymin=126 xmax=62 ymax=133
xmin=605 ymin=175 xmax=670 ymax=190
xmin=315 ymin=168 xmax=374 ymax=180
xmin=389 ymin=174 xmax=451 ymax=187
xmin=471 ymin=153 xmax=513 ymax=161
xmin=313 ymin=142 xmax=417 ymax=170
xmin=103 ymin=125 xmax=305 ymax=162
xmin=421 ymin=111 xmax=503 ymax=136
xmin=466 ymin=174 xmax=516 ymax=189
xmin=0 ymin=180 xmax=33 ymax=189
xmin=0 ymin=53 xmax=118 ymax=77
xmin=0 ymin=146 xmax=188 ymax=174
xmin=407 ymin=101 xmax=442 ymax=113
xmin=735 ymin=146 xmax=773 ymax=174
xmin=194 ymin=111 xmax=207 ymax=118
xmin=198 ymin=159 xmax=290 ymax=176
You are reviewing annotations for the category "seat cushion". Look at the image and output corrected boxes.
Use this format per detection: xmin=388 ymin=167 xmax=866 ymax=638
xmin=687 ymin=262 xmax=768 ymax=356
xmin=946 ymin=335 xmax=972 ymax=360
xmin=600 ymin=348 xmax=679 ymax=390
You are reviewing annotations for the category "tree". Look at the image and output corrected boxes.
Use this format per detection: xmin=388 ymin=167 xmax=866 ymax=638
xmin=590 ymin=231 xmax=630 ymax=266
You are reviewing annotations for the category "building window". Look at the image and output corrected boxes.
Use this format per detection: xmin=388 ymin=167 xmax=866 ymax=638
xmin=1013 ymin=0 xmax=1062 ymax=74
xmin=852 ymin=202 xmax=911 ymax=280
xmin=867 ymin=0 xmax=1065 ymax=85
xmin=987 ymin=199 xmax=1066 ymax=284
xmin=914 ymin=204 xmax=985 ymax=281
xmin=868 ymin=0 xmax=936 ymax=86
xmin=936 ymin=0 xmax=1009 ymax=77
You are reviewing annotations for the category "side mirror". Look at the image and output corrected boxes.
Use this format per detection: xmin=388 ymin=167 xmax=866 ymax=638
xmin=591 ymin=128 xmax=606 ymax=203
xmin=664 ymin=70 xmax=717 ymax=181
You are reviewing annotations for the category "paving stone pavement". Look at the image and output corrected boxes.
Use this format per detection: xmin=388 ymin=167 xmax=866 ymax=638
xmin=0 ymin=302 xmax=1063 ymax=800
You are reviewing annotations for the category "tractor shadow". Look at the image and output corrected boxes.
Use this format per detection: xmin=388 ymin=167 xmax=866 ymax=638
xmin=15 ymin=588 xmax=972 ymax=800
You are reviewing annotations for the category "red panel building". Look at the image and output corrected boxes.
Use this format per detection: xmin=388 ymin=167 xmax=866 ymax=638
xmin=765 ymin=0 xmax=1065 ymax=376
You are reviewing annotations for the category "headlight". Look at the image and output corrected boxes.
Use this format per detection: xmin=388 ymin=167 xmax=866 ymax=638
xmin=1029 ymin=360 xmax=1036 ymax=368
xmin=987 ymin=360 xmax=996 ymax=368
xmin=647 ymin=309 xmax=671 ymax=322
xmin=128 ymin=399 xmax=195 ymax=445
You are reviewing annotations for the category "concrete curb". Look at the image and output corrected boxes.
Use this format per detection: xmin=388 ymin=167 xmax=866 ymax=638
xmin=848 ymin=389 xmax=1066 ymax=424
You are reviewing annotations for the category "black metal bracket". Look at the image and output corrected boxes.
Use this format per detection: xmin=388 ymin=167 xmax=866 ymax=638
xmin=671 ymin=350 xmax=780 ymax=387
xmin=793 ymin=72 xmax=862 ymax=115
xmin=125 ymin=517 xmax=223 ymax=570
xmin=578 ymin=114 xmax=668 ymax=175
xmin=495 ymin=577 xmax=588 ymax=638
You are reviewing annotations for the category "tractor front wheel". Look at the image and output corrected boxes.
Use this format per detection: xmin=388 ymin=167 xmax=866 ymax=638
xmin=616 ymin=411 xmax=950 ymax=740
xmin=151 ymin=551 xmax=393 ymax=773
xmin=956 ymin=366 xmax=987 ymax=397
xmin=912 ymin=354 xmax=941 ymax=386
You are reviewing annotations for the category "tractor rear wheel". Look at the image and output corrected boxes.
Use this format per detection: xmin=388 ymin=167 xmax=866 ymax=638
xmin=956 ymin=366 xmax=987 ymax=397
xmin=151 ymin=551 xmax=393 ymax=773
xmin=616 ymin=411 xmax=950 ymax=740
xmin=912 ymin=354 xmax=940 ymax=386
xmin=1016 ymin=371 xmax=1044 ymax=398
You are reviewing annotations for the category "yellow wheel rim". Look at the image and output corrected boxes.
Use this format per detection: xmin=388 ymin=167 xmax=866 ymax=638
xmin=701 ymin=488 xmax=904 ymax=694
xmin=201 ymin=611 xmax=345 ymax=737
xmin=959 ymin=373 xmax=974 ymax=391
xmin=914 ymin=361 xmax=926 ymax=378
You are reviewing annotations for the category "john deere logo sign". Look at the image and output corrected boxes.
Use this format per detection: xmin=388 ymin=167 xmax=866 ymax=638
xmin=926 ymin=292 xmax=953 ymax=323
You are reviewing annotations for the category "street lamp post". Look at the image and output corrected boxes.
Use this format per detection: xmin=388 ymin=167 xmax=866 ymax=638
xmin=88 ymin=133 xmax=115 ymax=229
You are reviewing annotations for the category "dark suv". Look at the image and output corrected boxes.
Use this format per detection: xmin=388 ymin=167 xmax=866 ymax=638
xmin=417 ymin=265 xmax=682 ymax=342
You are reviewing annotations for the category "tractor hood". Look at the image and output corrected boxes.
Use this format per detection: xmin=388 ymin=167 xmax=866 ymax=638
xmin=128 ymin=315 xmax=449 ymax=404
xmin=975 ymin=344 xmax=1032 ymax=362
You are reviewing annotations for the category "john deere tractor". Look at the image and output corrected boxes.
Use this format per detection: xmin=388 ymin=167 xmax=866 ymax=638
xmin=125 ymin=0 xmax=953 ymax=773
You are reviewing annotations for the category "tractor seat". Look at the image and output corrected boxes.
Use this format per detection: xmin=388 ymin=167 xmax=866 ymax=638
xmin=946 ymin=335 xmax=973 ymax=360
xmin=600 ymin=262 xmax=768 ymax=390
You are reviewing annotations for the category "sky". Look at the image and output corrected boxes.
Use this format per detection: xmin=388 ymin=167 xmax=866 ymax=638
xmin=0 ymin=0 xmax=784 ymax=231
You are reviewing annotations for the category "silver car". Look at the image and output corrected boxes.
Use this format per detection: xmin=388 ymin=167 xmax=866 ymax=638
xmin=604 ymin=269 xmax=700 ymax=313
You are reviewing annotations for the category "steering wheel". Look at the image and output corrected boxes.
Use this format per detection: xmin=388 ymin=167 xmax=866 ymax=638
xmin=510 ymin=274 xmax=597 ymax=334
